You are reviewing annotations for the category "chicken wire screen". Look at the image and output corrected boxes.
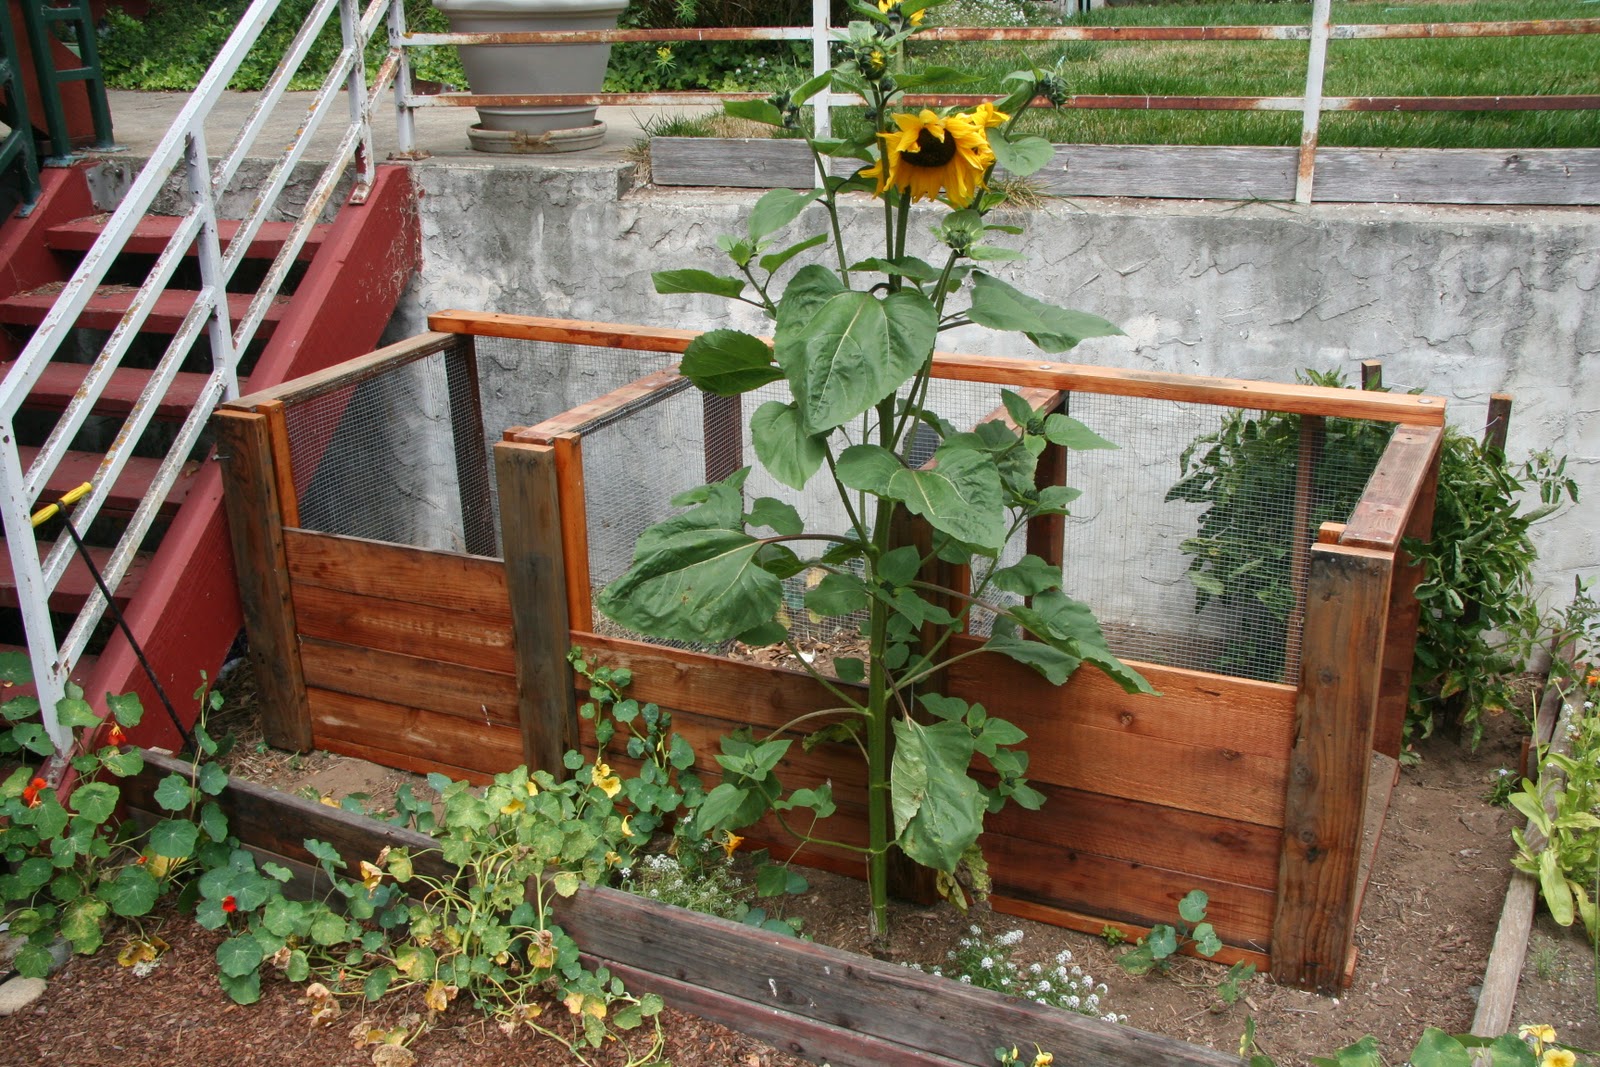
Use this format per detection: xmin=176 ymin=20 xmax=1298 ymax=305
xmin=282 ymin=337 xmax=677 ymax=556
xmin=576 ymin=371 xmax=1391 ymax=685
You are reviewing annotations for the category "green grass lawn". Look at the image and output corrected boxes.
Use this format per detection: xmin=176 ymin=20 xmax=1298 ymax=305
xmin=901 ymin=0 xmax=1600 ymax=147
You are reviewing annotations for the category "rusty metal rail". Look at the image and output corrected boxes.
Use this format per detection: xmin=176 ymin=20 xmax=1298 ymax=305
xmin=388 ymin=7 xmax=1600 ymax=200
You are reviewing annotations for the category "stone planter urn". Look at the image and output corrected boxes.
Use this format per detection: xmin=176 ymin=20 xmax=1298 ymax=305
xmin=431 ymin=0 xmax=628 ymax=153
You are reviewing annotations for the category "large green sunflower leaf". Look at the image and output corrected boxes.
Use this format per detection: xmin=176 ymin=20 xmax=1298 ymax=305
xmin=598 ymin=530 xmax=782 ymax=644
xmin=680 ymin=330 xmax=781 ymax=396
xmin=652 ymin=269 xmax=746 ymax=300
xmin=750 ymin=401 xmax=827 ymax=491
xmin=775 ymin=271 xmax=937 ymax=435
xmin=748 ymin=188 xmax=824 ymax=242
xmin=965 ymin=272 xmax=1123 ymax=353
xmin=891 ymin=718 xmax=983 ymax=874
xmin=989 ymin=132 xmax=1056 ymax=179
xmin=885 ymin=445 xmax=1006 ymax=551
xmin=723 ymin=99 xmax=785 ymax=126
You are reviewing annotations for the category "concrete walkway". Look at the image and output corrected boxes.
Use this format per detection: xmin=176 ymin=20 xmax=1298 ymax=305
xmin=100 ymin=88 xmax=713 ymax=166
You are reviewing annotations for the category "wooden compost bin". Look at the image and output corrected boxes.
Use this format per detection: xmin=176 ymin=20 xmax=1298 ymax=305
xmin=215 ymin=311 xmax=1445 ymax=994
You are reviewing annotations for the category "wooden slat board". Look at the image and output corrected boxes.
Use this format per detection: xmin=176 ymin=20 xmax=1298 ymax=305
xmin=555 ymin=885 xmax=1241 ymax=1067
xmin=1313 ymin=146 xmax=1600 ymax=206
xmin=986 ymin=832 xmax=1276 ymax=951
xmin=285 ymin=530 xmax=507 ymax=611
xmin=299 ymin=637 xmax=518 ymax=726
xmin=985 ymin=781 xmax=1281 ymax=891
xmin=1040 ymin=144 xmax=1298 ymax=200
xmin=310 ymin=688 xmax=523 ymax=783
xmin=648 ymin=138 xmax=1600 ymax=206
xmin=293 ymin=582 xmax=515 ymax=674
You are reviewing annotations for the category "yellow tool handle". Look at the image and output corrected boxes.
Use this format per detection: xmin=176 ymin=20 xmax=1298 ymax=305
xmin=30 ymin=482 xmax=93 ymax=528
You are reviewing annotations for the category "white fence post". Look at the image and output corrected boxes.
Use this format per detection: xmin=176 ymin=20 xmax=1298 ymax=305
xmin=813 ymin=0 xmax=832 ymax=140
xmin=1295 ymin=0 xmax=1332 ymax=204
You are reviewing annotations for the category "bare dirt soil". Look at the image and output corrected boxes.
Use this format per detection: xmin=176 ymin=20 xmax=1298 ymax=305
xmin=1 ymin=667 xmax=1594 ymax=1067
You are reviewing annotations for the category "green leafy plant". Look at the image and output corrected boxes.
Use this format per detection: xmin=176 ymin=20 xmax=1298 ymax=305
xmin=0 ymin=655 xmax=157 ymax=975
xmin=595 ymin=0 xmax=1152 ymax=938
xmin=1407 ymin=442 xmax=1577 ymax=746
xmin=1116 ymin=890 xmax=1215 ymax=971
xmin=1241 ymin=1018 xmax=1595 ymax=1067
xmin=1506 ymin=579 xmax=1600 ymax=945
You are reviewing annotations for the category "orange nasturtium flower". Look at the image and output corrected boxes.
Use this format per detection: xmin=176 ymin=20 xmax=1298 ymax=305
xmin=720 ymin=830 xmax=744 ymax=858
xmin=21 ymin=777 xmax=47 ymax=807
xmin=861 ymin=108 xmax=1003 ymax=209
xmin=221 ymin=895 xmax=238 ymax=913
xmin=106 ymin=722 xmax=127 ymax=746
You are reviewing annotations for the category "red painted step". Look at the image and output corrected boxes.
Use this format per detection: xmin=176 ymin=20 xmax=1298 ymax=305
xmin=44 ymin=215 xmax=331 ymax=261
xmin=0 ymin=285 xmax=290 ymax=335
xmin=0 ymin=540 xmax=149 ymax=612
xmin=20 ymin=446 xmax=201 ymax=518
xmin=2 ymin=362 xmax=215 ymax=418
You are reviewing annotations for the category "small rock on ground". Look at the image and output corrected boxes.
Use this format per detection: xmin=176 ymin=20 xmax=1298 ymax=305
xmin=0 ymin=976 xmax=47 ymax=1016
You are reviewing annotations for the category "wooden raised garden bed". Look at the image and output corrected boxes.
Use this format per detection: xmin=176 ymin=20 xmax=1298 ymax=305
xmin=213 ymin=311 xmax=1446 ymax=994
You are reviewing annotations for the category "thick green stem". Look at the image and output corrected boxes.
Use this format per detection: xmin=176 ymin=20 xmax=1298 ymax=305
xmin=864 ymin=394 xmax=900 ymax=936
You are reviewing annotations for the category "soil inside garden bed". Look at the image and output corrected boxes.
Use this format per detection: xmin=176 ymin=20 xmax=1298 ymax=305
xmin=1 ymin=666 xmax=1595 ymax=1067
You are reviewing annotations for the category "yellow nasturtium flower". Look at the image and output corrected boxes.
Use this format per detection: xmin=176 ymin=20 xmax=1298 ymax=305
xmin=590 ymin=761 xmax=622 ymax=798
xmin=1541 ymin=1051 xmax=1576 ymax=1067
xmin=861 ymin=108 xmax=1003 ymax=209
xmin=1521 ymin=1025 xmax=1558 ymax=1046
xmin=720 ymin=830 xmax=744 ymax=858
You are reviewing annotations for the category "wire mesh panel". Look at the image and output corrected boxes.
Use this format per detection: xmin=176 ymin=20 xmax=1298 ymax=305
xmin=570 ymin=364 xmax=1393 ymax=686
xmin=285 ymin=350 xmax=488 ymax=553
xmin=1055 ymin=394 xmax=1392 ymax=684
xmin=281 ymin=337 xmax=677 ymax=557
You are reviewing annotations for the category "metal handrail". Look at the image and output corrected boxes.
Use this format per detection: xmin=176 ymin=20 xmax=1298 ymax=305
xmin=0 ymin=0 xmax=399 ymax=749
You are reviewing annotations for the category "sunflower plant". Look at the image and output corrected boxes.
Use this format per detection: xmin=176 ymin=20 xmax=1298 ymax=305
xmin=598 ymin=0 xmax=1153 ymax=936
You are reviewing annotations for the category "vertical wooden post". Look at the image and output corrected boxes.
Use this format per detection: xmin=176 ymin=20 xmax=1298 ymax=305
xmin=214 ymin=406 xmax=313 ymax=752
xmin=1025 ymin=394 xmax=1068 ymax=573
xmin=552 ymin=432 xmax=594 ymax=632
xmin=494 ymin=440 xmax=576 ymax=777
xmin=257 ymin=398 xmax=301 ymax=529
xmin=444 ymin=335 xmax=496 ymax=556
xmin=1371 ymin=443 xmax=1438 ymax=758
xmin=1272 ymin=542 xmax=1392 ymax=992
xmin=1482 ymin=394 xmax=1513 ymax=458
xmin=702 ymin=392 xmax=743 ymax=484
xmin=1359 ymin=360 xmax=1383 ymax=392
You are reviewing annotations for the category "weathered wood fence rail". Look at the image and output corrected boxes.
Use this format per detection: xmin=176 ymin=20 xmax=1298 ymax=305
xmin=215 ymin=310 xmax=1445 ymax=993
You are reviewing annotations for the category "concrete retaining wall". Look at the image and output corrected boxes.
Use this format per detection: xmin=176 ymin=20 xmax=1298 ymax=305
xmin=383 ymin=158 xmax=1599 ymax=604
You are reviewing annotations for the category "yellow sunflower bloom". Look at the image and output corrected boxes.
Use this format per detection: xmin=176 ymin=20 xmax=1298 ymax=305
xmin=879 ymin=0 xmax=924 ymax=25
xmin=970 ymin=101 xmax=1010 ymax=129
xmin=861 ymin=109 xmax=998 ymax=209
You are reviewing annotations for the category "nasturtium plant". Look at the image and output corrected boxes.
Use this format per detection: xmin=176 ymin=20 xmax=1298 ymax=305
xmin=597 ymin=0 xmax=1152 ymax=935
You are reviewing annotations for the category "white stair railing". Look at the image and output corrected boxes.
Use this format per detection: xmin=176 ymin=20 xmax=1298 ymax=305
xmin=0 ymin=0 xmax=401 ymax=751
